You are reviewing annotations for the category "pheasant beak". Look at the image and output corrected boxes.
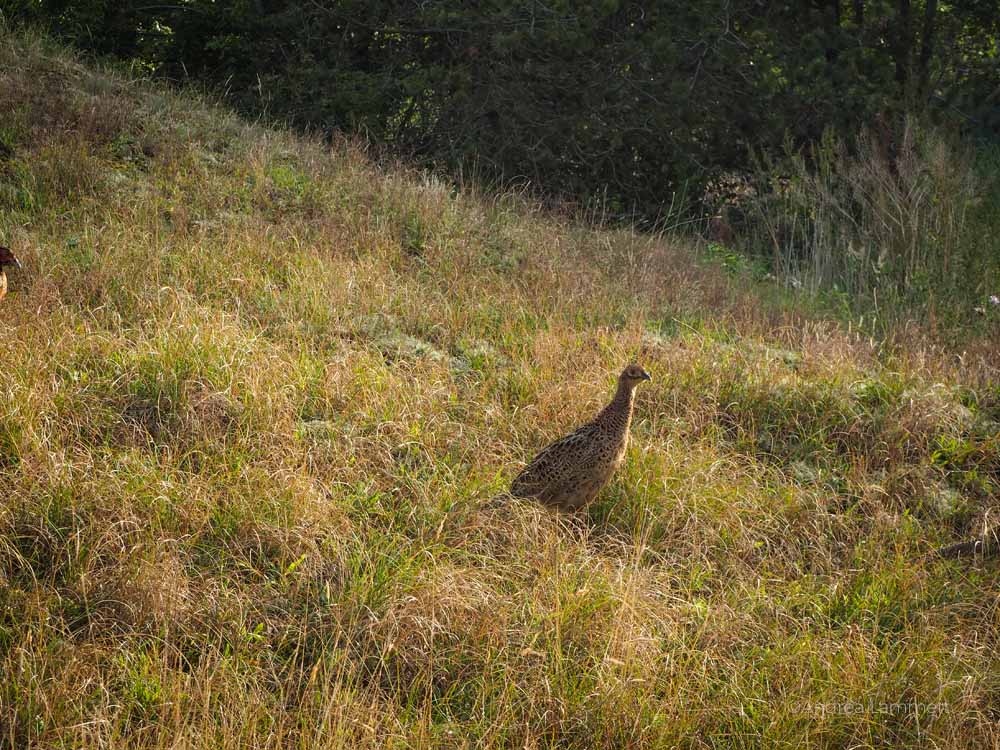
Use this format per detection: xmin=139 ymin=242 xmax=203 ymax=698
xmin=642 ymin=372 xmax=652 ymax=382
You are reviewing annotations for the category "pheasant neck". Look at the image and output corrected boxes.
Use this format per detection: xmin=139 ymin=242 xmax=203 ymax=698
xmin=597 ymin=378 xmax=635 ymax=433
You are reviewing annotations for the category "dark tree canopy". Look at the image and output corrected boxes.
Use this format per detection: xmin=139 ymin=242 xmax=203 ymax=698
xmin=5 ymin=0 xmax=999 ymax=219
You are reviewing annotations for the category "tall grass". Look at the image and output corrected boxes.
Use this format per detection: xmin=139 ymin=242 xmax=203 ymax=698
xmin=744 ymin=120 xmax=1000 ymax=325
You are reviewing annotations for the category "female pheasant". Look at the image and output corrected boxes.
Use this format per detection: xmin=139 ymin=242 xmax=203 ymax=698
xmin=511 ymin=364 xmax=651 ymax=511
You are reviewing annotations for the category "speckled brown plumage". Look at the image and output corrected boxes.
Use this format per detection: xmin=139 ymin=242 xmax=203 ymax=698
xmin=0 ymin=247 xmax=21 ymax=304
xmin=934 ymin=525 xmax=999 ymax=561
xmin=511 ymin=364 xmax=651 ymax=511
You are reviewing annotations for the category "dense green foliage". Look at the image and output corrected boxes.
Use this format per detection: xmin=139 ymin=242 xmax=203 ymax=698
xmin=4 ymin=0 xmax=999 ymax=219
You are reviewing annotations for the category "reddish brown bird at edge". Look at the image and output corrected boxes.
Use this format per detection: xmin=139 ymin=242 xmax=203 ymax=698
xmin=0 ymin=247 xmax=21 ymax=303
xmin=511 ymin=364 xmax=652 ymax=511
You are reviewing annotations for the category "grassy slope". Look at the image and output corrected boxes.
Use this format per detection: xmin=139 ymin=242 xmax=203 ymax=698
xmin=2 ymin=30 xmax=1000 ymax=749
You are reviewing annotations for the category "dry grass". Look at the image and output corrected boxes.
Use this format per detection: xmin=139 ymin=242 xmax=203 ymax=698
xmin=1 ymin=28 xmax=1000 ymax=749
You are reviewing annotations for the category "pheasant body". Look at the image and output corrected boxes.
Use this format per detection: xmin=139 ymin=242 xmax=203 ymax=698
xmin=511 ymin=364 xmax=650 ymax=511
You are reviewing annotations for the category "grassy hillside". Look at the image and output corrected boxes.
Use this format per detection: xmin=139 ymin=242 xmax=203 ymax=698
xmin=2 ymin=29 xmax=1000 ymax=749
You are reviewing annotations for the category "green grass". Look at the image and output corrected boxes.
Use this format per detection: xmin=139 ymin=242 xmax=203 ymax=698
xmin=1 ymin=28 xmax=1000 ymax=749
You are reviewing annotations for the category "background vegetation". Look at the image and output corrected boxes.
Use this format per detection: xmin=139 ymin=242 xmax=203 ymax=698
xmin=5 ymin=0 xmax=1000 ymax=321
xmin=2 ymin=28 xmax=1000 ymax=749
xmin=5 ymin=0 xmax=1000 ymax=211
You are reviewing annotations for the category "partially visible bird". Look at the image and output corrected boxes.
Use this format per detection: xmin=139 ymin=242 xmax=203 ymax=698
xmin=933 ymin=525 xmax=999 ymax=561
xmin=0 ymin=247 xmax=21 ymax=304
xmin=511 ymin=363 xmax=652 ymax=511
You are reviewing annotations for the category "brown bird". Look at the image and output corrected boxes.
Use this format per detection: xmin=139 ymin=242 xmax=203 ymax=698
xmin=511 ymin=364 xmax=652 ymax=511
xmin=933 ymin=524 xmax=999 ymax=561
xmin=0 ymin=247 xmax=21 ymax=303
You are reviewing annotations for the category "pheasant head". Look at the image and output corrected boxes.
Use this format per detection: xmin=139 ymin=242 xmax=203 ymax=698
xmin=620 ymin=363 xmax=652 ymax=388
